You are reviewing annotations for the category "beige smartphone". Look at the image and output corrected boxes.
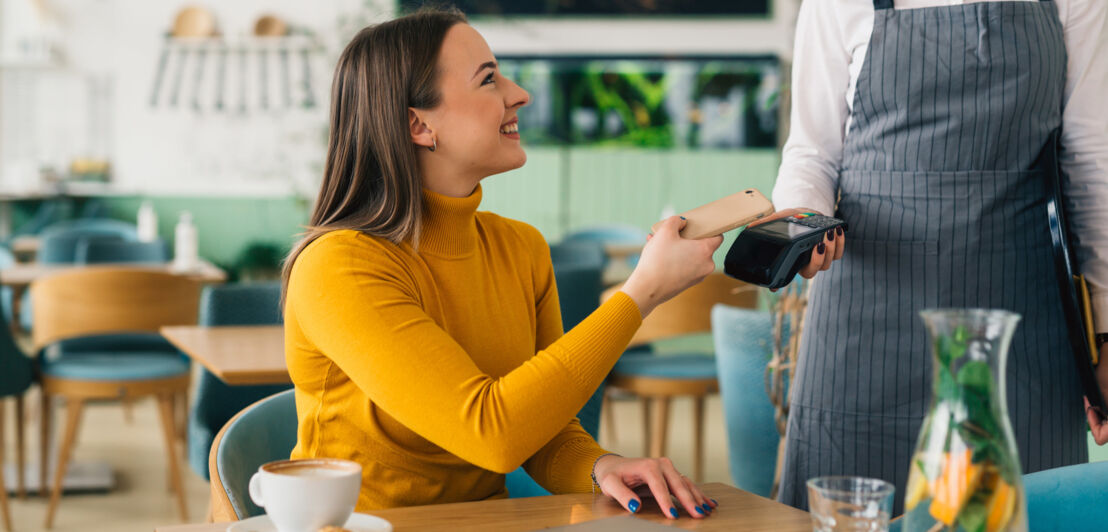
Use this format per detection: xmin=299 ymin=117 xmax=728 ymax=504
xmin=652 ymin=189 xmax=775 ymax=239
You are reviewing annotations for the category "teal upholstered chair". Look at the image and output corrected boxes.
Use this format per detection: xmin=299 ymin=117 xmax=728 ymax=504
xmin=1023 ymin=460 xmax=1108 ymax=531
xmin=0 ymin=245 xmax=16 ymax=327
xmin=711 ymin=304 xmax=782 ymax=498
xmin=562 ymin=225 xmax=647 ymax=268
xmin=210 ymin=389 xmax=297 ymax=521
xmin=5 ymin=199 xmax=70 ymax=244
xmin=605 ymin=273 xmax=758 ymax=482
xmin=38 ymin=219 xmax=137 ymax=264
xmin=0 ymin=296 xmax=33 ymax=529
xmin=75 ymin=239 xmax=169 ymax=264
xmin=549 ymin=241 xmax=606 ymax=270
xmin=33 ymin=269 xmax=199 ymax=527
xmin=188 ymin=283 xmax=289 ymax=481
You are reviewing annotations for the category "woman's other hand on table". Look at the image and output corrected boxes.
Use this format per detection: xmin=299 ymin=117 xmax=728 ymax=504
xmin=592 ymin=454 xmax=717 ymax=519
xmin=748 ymin=207 xmax=845 ymax=281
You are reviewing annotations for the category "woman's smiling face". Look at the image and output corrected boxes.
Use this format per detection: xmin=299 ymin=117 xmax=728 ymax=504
xmin=418 ymin=24 xmax=530 ymax=186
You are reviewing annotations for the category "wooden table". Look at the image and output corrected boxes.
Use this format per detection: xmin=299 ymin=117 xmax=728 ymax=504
xmin=155 ymin=483 xmax=812 ymax=531
xmin=0 ymin=260 xmax=227 ymax=288
xmin=160 ymin=325 xmax=287 ymax=385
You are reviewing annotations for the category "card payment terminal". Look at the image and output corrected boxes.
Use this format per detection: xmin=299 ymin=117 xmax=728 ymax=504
xmin=724 ymin=212 xmax=847 ymax=290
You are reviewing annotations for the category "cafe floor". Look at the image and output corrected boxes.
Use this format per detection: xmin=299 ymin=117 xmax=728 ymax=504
xmin=1 ymin=390 xmax=733 ymax=532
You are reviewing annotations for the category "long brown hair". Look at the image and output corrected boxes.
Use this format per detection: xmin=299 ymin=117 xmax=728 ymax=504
xmin=281 ymin=7 xmax=467 ymax=303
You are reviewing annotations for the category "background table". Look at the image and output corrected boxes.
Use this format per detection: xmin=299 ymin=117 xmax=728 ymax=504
xmin=155 ymin=483 xmax=812 ymax=531
xmin=0 ymin=260 xmax=227 ymax=288
xmin=160 ymin=325 xmax=287 ymax=385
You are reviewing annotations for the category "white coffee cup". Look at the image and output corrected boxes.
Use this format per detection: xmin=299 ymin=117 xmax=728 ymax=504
xmin=248 ymin=458 xmax=362 ymax=532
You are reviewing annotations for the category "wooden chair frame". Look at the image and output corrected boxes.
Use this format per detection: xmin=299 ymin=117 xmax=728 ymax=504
xmin=31 ymin=268 xmax=200 ymax=528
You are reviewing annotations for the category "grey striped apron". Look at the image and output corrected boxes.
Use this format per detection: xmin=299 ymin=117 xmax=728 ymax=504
xmin=778 ymin=0 xmax=1087 ymax=514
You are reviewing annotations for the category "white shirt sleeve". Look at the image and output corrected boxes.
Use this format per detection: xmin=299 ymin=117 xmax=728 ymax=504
xmin=771 ymin=0 xmax=855 ymax=217
xmin=1058 ymin=0 xmax=1108 ymax=332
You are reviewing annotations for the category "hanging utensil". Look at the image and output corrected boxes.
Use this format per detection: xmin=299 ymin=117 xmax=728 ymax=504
xmin=190 ymin=46 xmax=207 ymax=113
xmin=214 ymin=47 xmax=227 ymax=111
xmin=238 ymin=46 xmax=248 ymax=114
xmin=253 ymin=15 xmax=288 ymax=112
xmin=301 ymin=47 xmax=315 ymax=109
xmin=149 ymin=33 xmax=170 ymax=107
xmin=167 ymin=45 xmax=188 ymax=107
xmin=166 ymin=6 xmax=217 ymax=109
xmin=279 ymin=45 xmax=292 ymax=108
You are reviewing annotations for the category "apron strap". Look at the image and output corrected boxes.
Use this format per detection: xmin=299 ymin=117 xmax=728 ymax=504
xmin=873 ymin=0 xmax=893 ymax=9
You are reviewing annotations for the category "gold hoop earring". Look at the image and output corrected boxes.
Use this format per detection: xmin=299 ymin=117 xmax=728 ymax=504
xmin=429 ymin=137 xmax=437 ymax=152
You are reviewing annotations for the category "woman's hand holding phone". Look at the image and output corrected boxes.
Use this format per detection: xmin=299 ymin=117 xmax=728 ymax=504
xmin=747 ymin=207 xmax=845 ymax=280
xmin=620 ymin=216 xmax=722 ymax=319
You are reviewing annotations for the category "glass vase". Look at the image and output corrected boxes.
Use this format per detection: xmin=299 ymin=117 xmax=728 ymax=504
xmin=903 ymin=309 xmax=1027 ymax=532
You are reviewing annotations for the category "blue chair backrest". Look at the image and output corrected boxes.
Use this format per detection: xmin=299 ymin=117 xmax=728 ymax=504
xmin=216 ymin=389 xmax=297 ymax=519
xmin=189 ymin=282 xmax=289 ymax=480
xmin=711 ymin=304 xmax=781 ymax=498
xmin=39 ymin=219 xmax=138 ymax=264
xmin=562 ymin=225 xmax=647 ymax=245
xmin=552 ymin=264 xmax=603 ymax=333
xmin=550 ymin=241 xmax=606 ymax=270
xmin=0 ymin=272 xmax=32 ymax=397
xmin=1024 ymin=460 xmax=1108 ymax=531
xmin=75 ymin=239 xmax=169 ymax=264
xmin=199 ymin=283 xmax=283 ymax=326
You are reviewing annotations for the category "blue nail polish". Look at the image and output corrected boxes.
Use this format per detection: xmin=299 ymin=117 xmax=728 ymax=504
xmin=695 ymin=506 xmax=705 ymax=515
xmin=679 ymin=216 xmax=686 ymax=220
xmin=670 ymin=508 xmax=679 ymax=518
xmin=628 ymin=499 xmax=640 ymax=513
xmin=702 ymin=504 xmax=712 ymax=513
xmin=711 ymin=498 xmax=719 ymax=506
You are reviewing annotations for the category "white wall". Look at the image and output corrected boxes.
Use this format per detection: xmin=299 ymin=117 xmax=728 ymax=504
xmin=0 ymin=0 xmax=799 ymax=198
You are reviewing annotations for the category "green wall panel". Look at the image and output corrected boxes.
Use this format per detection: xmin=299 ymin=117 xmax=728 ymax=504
xmin=90 ymin=147 xmax=778 ymax=272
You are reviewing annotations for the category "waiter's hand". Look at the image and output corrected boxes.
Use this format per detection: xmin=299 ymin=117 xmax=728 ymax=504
xmin=1086 ymin=345 xmax=1108 ymax=445
xmin=748 ymin=207 xmax=845 ymax=279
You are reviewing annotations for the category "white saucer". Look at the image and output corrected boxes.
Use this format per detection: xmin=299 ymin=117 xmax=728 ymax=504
xmin=226 ymin=512 xmax=393 ymax=532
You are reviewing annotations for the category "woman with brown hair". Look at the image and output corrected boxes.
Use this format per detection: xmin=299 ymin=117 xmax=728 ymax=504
xmin=282 ymin=7 xmax=723 ymax=519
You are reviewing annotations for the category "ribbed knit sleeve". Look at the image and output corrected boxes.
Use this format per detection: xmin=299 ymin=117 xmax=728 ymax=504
xmin=286 ymin=231 xmax=641 ymax=475
xmin=523 ymin=241 xmax=612 ymax=493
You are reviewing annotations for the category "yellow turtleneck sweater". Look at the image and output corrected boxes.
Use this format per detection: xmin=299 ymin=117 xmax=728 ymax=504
xmin=284 ymin=185 xmax=642 ymax=510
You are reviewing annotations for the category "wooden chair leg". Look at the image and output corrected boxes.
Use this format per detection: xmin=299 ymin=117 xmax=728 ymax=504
xmin=0 ymin=398 xmax=11 ymax=532
xmin=601 ymin=390 xmax=617 ymax=445
xmin=649 ymin=397 xmax=670 ymax=458
xmin=176 ymin=390 xmax=189 ymax=444
xmin=45 ymin=397 xmax=84 ymax=529
xmin=156 ymin=393 xmax=189 ymax=522
xmin=39 ymin=391 xmax=51 ymax=497
xmin=122 ymin=398 xmax=133 ymax=425
xmin=640 ymin=397 xmax=651 ymax=457
xmin=15 ymin=395 xmax=25 ymax=500
xmin=692 ymin=395 xmax=705 ymax=483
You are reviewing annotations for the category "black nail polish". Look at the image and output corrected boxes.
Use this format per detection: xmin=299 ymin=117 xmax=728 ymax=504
xmin=826 ymin=229 xmax=835 ymax=241
xmin=836 ymin=226 xmax=844 ymax=236
xmin=817 ymin=242 xmax=826 ymax=254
